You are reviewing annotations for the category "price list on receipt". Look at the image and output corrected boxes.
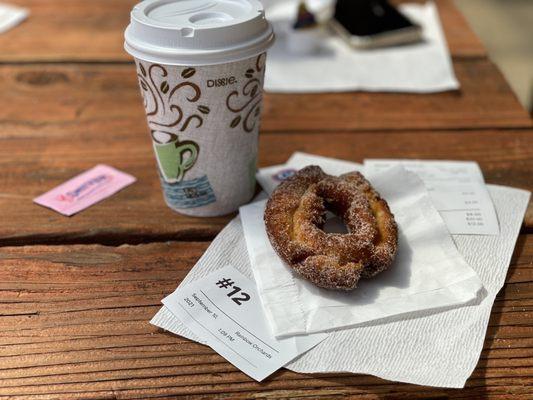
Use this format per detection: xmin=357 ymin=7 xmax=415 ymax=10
xmin=162 ymin=265 xmax=327 ymax=381
xmin=365 ymin=160 xmax=499 ymax=235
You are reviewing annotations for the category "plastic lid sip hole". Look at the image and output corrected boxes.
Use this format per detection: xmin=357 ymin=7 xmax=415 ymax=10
xmin=189 ymin=12 xmax=232 ymax=25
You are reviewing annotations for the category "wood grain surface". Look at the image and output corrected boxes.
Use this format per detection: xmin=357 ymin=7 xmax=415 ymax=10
xmin=0 ymin=0 xmax=532 ymax=397
xmin=0 ymin=0 xmax=486 ymax=63
xmin=0 ymin=238 xmax=531 ymax=399
xmin=1 ymin=61 xmax=531 ymax=135
xmin=0 ymin=129 xmax=531 ymax=245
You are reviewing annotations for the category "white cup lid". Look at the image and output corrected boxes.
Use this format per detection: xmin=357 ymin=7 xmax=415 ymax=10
xmin=124 ymin=0 xmax=274 ymax=65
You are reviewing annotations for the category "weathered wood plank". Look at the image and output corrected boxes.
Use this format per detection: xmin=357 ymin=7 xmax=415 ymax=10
xmin=262 ymin=62 xmax=532 ymax=131
xmin=0 ymin=239 xmax=530 ymax=398
xmin=0 ymin=129 xmax=531 ymax=245
xmin=1 ymin=61 xmax=530 ymax=134
xmin=0 ymin=0 xmax=485 ymax=63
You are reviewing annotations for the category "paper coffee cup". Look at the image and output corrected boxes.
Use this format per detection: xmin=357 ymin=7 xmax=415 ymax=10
xmin=124 ymin=0 xmax=274 ymax=217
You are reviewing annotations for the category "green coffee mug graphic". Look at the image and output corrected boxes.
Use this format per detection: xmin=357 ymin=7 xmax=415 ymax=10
xmin=152 ymin=132 xmax=199 ymax=183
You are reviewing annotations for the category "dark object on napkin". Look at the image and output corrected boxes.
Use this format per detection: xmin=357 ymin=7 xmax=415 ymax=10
xmin=331 ymin=0 xmax=422 ymax=48
xmin=293 ymin=1 xmax=318 ymax=30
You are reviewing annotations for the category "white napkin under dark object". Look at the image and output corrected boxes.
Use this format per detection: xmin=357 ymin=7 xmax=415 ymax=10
xmin=263 ymin=1 xmax=459 ymax=93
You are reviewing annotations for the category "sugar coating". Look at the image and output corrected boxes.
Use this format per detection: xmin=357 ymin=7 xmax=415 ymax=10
xmin=264 ymin=166 xmax=398 ymax=290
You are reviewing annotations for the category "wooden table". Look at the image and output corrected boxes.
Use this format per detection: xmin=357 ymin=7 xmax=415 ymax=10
xmin=0 ymin=1 xmax=531 ymax=398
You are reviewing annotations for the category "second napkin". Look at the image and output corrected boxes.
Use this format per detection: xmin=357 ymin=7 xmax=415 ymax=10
xmin=240 ymin=165 xmax=484 ymax=337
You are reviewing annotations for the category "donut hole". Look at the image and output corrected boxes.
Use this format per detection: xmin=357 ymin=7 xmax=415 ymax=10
xmin=322 ymin=203 xmax=349 ymax=234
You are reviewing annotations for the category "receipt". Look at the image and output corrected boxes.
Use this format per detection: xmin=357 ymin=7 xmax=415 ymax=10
xmin=256 ymin=163 xmax=295 ymax=195
xmin=256 ymin=152 xmax=364 ymax=195
xmin=364 ymin=159 xmax=499 ymax=235
xmin=162 ymin=265 xmax=327 ymax=381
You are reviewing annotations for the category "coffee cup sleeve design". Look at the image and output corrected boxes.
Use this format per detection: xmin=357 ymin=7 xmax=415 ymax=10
xmin=160 ymin=175 xmax=216 ymax=209
xmin=226 ymin=54 xmax=266 ymax=132
xmin=137 ymin=62 xmax=211 ymax=184
xmin=152 ymin=131 xmax=199 ymax=183
xmin=137 ymin=63 xmax=211 ymax=133
xmin=134 ymin=53 xmax=267 ymax=216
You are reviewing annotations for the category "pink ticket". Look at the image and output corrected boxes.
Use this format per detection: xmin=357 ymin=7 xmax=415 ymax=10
xmin=34 ymin=165 xmax=136 ymax=216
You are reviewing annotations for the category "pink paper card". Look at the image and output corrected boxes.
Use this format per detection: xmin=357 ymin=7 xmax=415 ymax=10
xmin=34 ymin=165 xmax=136 ymax=216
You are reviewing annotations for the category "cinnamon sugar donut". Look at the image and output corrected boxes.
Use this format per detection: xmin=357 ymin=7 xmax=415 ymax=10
xmin=264 ymin=166 xmax=398 ymax=290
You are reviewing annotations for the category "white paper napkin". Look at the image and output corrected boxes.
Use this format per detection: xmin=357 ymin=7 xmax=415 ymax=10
xmin=364 ymin=159 xmax=500 ymax=235
xmin=263 ymin=1 xmax=459 ymax=93
xmin=152 ymin=154 xmax=530 ymax=388
xmin=286 ymin=184 xmax=530 ymax=388
xmin=0 ymin=3 xmax=28 ymax=34
xmin=256 ymin=152 xmax=364 ymax=194
xmin=153 ymin=184 xmax=529 ymax=388
xmin=240 ymin=165 xmax=484 ymax=337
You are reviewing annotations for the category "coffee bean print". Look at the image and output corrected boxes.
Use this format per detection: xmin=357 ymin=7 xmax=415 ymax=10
xmin=139 ymin=63 xmax=147 ymax=77
xmin=197 ymin=105 xmax=210 ymax=114
xmin=230 ymin=116 xmax=242 ymax=128
xmin=140 ymin=62 xmax=206 ymax=142
xmin=245 ymin=68 xmax=254 ymax=78
xmin=225 ymin=54 xmax=265 ymax=132
xmin=181 ymin=68 xmax=196 ymax=79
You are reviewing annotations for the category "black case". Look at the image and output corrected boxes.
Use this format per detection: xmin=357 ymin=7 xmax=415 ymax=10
xmin=331 ymin=0 xmax=422 ymax=48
